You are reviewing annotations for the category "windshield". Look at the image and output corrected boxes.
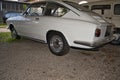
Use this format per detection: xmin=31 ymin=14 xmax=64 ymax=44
xmin=64 ymin=1 xmax=91 ymax=12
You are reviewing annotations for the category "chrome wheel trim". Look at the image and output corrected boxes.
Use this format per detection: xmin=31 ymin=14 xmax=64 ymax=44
xmin=50 ymin=35 xmax=64 ymax=53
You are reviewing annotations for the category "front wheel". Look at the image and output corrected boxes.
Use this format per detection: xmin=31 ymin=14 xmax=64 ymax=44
xmin=48 ymin=32 xmax=70 ymax=56
xmin=10 ymin=28 xmax=21 ymax=39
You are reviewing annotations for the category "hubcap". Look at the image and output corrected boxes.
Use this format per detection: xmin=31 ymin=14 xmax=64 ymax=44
xmin=50 ymin=35 xmax=63 ymax=53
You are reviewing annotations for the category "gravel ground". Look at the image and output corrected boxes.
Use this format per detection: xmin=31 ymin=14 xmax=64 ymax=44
xmin=0 ymin=39 xmax=120 ymax=80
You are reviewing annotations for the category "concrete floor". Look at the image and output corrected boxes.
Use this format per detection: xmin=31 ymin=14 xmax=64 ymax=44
xmin=0 ymin=28 xmax=10 ymax=32
xmin=0 ymin=39 xmax=120 ymax=80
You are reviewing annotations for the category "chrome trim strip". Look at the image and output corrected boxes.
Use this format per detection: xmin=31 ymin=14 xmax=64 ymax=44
xmin=74 ymin=41 xmax=94 ymax=47
xmin=74 ymin=36 xmax=115 ymax=47
xmin=20 ymin=35 xmax=46 ymax=43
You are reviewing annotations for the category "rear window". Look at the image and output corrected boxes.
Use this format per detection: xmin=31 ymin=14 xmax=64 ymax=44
xmin=45 ymin=2 xmax=69 ymax=17
xmin=114 ymin=4 xmax=120 ymax=15
xmin=64 ymin=1 xmax=90 ymax=12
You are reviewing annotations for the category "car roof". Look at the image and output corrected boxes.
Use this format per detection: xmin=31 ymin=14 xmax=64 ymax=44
xmin=30 ymin=0 xmax=76 ymax=5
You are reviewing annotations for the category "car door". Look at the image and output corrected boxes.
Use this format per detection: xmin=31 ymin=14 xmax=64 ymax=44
xmin=19 ymin=2 xmax=47 ymax=39
xmin=36 ymin=2 xmax=70 ymax=41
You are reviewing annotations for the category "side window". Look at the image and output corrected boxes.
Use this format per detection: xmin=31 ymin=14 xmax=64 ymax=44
xmin=114 ymin=4 xmax=120 ymax=15
xmin=44 ymin=3 xmax=69 ymax=17
xmin=26 ymin=3 xmax=46 ymax=16
xmin=54 ymin=7 xmax=69 ymax=17
xmin=91 ymin=5 xmax=111 ymax=16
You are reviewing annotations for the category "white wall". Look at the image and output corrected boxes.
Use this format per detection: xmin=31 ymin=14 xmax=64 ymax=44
xmin=70 ymin=0 xmax=101 ymax=3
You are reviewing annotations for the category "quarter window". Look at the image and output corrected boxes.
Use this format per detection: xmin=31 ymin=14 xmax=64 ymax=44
xmin=114 ymin=4 xmax=120 ymax=15
xmin=44 ymin=3 xmax=69 ymax=17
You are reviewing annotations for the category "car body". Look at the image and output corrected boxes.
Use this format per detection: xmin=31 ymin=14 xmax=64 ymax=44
xmin=3 ymin=11 xmax=21 ymax=23
xmin=81 ymin=0 xmax=120 ymax=44
xmin=6 ymin=0 xmax=115 ymax=56
xmin=81 ymin=0 xmax=120 ymax=28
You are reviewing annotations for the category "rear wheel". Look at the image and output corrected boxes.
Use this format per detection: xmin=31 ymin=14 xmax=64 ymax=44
xmin=111 ymin=37 xmax=120 ymax=45
xmin=111 ymin=31 xmax=120 ymax=45
xmin=48 ymin=32 xmax=70 ymax=56
xmin=111 ymin=28 xmax=120 ymax=45
xmin=10 ymin=27 xmax=21 ymax=39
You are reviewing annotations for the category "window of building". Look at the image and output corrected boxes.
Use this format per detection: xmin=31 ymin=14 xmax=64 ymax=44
xmin=114 ymin=4 xmax=120 ymax=15
xmin=2 ymin=3 xmax=6 ymax=10
xmin=91 ymin=5 xmax=111 ymax=15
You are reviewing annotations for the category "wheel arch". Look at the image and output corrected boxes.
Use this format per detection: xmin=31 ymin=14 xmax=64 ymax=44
xmin=8 ymin=24 xmax=15 ymax=31
xmin=46 ymin=30 xmax=70 ymax=45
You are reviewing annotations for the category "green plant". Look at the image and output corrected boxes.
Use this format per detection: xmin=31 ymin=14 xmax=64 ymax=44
xmin=23 ymin=4 xmax=28 ymax=10
xmin=0 ymin=32 xmax=17 ymax=42
xmin=0 ymin=24 xmax=7 ymax=28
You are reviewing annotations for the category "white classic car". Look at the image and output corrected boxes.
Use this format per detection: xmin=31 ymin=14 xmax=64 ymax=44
xmin=7 ymin=0 xmax=115 ymax=56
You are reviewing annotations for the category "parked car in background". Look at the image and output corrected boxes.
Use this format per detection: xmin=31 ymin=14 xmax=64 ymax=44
xmin=81 ymin=0 xmax=120 ymax=44
xmin=3 ymin=11 xmax=21 ymax=23
xmin=7 ymin=0 xmax=115 ymax=56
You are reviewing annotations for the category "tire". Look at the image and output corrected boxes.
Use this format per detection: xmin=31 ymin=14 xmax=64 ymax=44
xmin=47 ymin=32 xmax=70 ymax=56
xmin=111 ymin=33 xmax=120 ymax=45
xmin=111 ymin=38 xmax=120 ymax=45
xmin=10 ymin=27 xmax=21 ymax=40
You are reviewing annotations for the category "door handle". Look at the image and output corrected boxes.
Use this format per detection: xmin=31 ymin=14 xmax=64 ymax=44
xmin=35 ymin=18 xmax=39 ymax=21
